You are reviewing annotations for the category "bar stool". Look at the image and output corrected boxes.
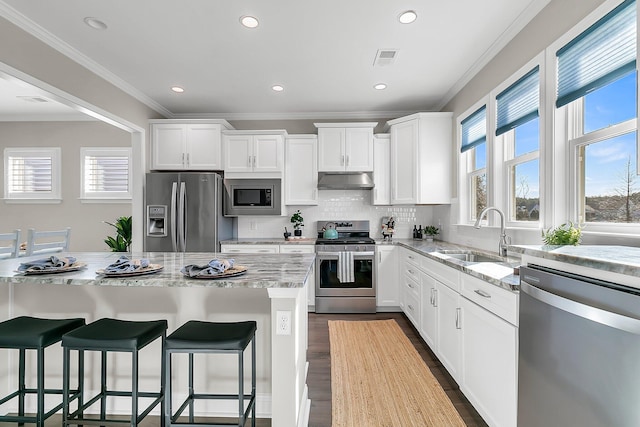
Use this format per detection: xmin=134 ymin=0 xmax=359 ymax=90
xmin=164 ymin=320 xmax=257 ymax=427
xmin=61 ymin=318 xmax=167 ymax=426
xmin=0 ymin=316 xmax=85 ymax=426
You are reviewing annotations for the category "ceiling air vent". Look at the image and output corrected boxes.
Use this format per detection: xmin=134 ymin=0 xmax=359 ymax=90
xmin=373 ymin=49 xmax=398 ymax=66
xmin=16 ymin=96 xmax=49 ymax=103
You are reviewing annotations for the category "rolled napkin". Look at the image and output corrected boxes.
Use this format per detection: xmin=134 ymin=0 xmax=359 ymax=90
xmin=104 ymin=255 xmax=150 ymax=273
xmin=18 ymin=256 xmax=76 ymax=271
xmin=181 ymin=258 xmax=234 ymax=278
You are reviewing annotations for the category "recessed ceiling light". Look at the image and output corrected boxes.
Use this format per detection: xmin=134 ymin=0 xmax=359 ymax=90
xmin=171 ymin=86 xmax=185 ymax=93
xmin=398 ymin=10 xmax=417 ymax=24
xmin=240 ymin=15 xmax=259 ymax=28
xmin=272 ymin=85 xmax=284 ymax=92
xmin=83 ymin=17 xmax=108 ymax=30
xmin=374 ymin=83 xmax=387 ymax=90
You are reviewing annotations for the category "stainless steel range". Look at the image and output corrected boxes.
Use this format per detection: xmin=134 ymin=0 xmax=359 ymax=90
xmin=315 ymin=220 xmax=376 ymax=313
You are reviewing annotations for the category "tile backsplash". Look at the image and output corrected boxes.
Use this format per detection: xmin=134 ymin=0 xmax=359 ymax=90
xmin=237 ymin=190 xmax=435 ymax=239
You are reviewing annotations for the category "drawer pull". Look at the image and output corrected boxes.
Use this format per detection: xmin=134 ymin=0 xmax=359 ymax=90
xmin=408 ymin=255 xmax=415 ymax=260
xmin=407 ymin=304 xmax=414 ymax=312
xmin=455 ymin=308 xmax=461 ymax=329
xmin=474 ymin=289 xmax=492 ymax=299
xmin=407 ymin=282 xmax=414 ymax=289
xmin=432 ymin=289 xmax=438 ymax=307
xmin=407 ymin=269 xmax=414 ymax=274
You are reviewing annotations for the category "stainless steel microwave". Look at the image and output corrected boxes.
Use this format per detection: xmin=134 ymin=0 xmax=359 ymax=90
xmin=223 ymin=179 xmax=282 ymax=216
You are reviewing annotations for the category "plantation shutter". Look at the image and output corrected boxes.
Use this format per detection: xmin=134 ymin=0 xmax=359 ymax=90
xmin=461 ymin=105 xmax=487 ymax=153
xmin=84 ymin=155 xmax=129 ymax=193
xmin=7 ymin=154 xmax=53 ymax=194
xmin=556 ymin=0 xmax=636 ymax=108
xmin=496 ymin=66 xmax=540 ymax=136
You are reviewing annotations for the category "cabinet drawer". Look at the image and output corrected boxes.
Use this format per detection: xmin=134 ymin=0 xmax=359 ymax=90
xmin=404 ymin=288 xmax=421 ymax=328
xmin=221 ymin=245 xmax=279 ymax=254
xmin=403 ymin=274 xmax=420 ymax=300
xmin=422 ymin=256 xmax=460 ymax=291
xmin=461 ymin=275 xmax=518 ymax=326
xmin=279 ymin=245 xmax=315 ymax=254
xmin=404 ymin=250 xmax=421 ymax=267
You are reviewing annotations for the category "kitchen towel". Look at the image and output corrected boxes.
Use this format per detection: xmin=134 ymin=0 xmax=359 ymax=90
xmin=104 ymin=256 xmax=149 ymax=273
xmin=337 ymin=251 xmax=354 ymax=283
xmin=18 ymin=255 xmax=76 ymax=271
xmin=181 ymin=258 xmax=235 ymax=277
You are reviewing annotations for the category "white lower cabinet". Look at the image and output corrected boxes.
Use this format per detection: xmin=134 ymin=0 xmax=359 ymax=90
xmin=375 ymin=245 xmax=398 ymax=309
xmin=461 ymin=297 xmax=517 ymax=427
xmin=435 ymin=281 xmax=462 ymax=382
xmin=420 ymin=273 xmax=437 ymax=350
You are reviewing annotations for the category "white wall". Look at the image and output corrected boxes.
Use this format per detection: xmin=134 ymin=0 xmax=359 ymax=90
xmin=0 ymin=121 xmax=133 ymax=251
xmin=236 ymin=190 xmax=438 ymax=240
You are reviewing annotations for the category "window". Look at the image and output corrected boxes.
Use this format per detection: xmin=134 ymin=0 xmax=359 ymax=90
xmin=461 ymin=105 xmax=487 ymax=220
xmin=558 ymin=0 xmax=638 ymax=225
xmin=4 ymin=147 xmax=61 ymax=201
xmin=80 ymin=147 xmax=132 ymax=200
xmin=496 ymin=66 xmax=541 ymax=224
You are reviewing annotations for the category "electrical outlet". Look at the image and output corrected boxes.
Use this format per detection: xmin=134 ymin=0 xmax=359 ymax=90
xmin=276 ymin=310 xmax=291 ymax=335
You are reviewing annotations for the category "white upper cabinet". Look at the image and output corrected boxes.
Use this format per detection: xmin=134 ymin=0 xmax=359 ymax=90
xmin=222 ymin=130 xmax=286 ymax=175
xmin=387 ymin=113 xmax=452 ymax=205
xmin=285 ymin=135 xmax=318 ymax=205
xmin=372 ymin=133 xmax=390 ymax=205
xmin=315 ymin=122 xmax=377 ymax=172
xmin=150 ymin=120 xmax=232 ymax=170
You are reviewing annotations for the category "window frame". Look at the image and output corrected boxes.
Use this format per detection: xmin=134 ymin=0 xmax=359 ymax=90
xmin=80 ymin=147 xmax=133 ymax=201
xmin=3 ymin=147 xmax=62 ymax=202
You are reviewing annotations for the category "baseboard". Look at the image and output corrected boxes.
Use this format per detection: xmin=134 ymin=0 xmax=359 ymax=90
xmin=376 ymin=306 xmax=402 ymax=312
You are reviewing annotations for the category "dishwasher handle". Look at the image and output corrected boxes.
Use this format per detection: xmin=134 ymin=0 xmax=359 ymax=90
xmin=521 ymin=280 xmax=640 ymax=335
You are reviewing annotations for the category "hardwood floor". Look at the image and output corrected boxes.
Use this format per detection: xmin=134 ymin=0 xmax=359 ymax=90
xmin=1 ymin=312 xmax=486 ymax=426
xmin=307 ymin=312 xmax=488 ymax=427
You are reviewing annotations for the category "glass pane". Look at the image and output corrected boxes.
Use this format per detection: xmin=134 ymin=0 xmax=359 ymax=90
xmin=511 ymin=159 xmax=540 ymax=222
xmin=582 ymin=132 xmax=639 ymax=223
xmin=471 ymin=173 xmax=487 ymax=220
xmin=514 ymin=117 xmax=539 ymax=157
xmin=584 ymin=71 xmax=637 ymax=134
xmin=474 ymin=143 xmax=486 ymax=170
xmin=318 ymin=259 xmax=373 ymax=289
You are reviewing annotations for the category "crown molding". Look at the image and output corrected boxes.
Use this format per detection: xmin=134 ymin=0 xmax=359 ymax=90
xmin=436 ymin=0 xmax=552 ymax=110
xmin=0 ymin=1 xmax=173 ymax=118
xmin=172 ymin=110 xmax=419 ymax=121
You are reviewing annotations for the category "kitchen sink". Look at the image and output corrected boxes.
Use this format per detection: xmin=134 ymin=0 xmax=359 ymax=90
xmin=435 ymin=250 xmax=504 ymax=263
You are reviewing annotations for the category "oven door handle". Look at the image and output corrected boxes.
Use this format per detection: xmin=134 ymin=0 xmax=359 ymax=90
xmin=316 ymin=251 xmax=375 ymax=257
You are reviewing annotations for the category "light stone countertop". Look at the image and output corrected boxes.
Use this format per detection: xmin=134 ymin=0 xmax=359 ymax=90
xmin=0 ymin=252 xmax=315 ymax=288
xmin=510 ymin=244 xmax=640 ymax=277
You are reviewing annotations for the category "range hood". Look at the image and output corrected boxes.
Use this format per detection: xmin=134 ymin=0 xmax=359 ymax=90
xmin=317 ymin=172 xmax=374 ymax=190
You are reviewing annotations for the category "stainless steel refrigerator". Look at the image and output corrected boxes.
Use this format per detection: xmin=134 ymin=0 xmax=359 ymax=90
xmin=144 ymin=172 xmax=236 ymax=252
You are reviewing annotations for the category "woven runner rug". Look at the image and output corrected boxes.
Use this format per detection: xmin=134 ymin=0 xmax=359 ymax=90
xmin=329 ymin=319 xmax=465 ymax=427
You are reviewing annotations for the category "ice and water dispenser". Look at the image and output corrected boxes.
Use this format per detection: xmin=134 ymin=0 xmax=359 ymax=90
xmin=147 ymin=205 xmax=167 ymax=237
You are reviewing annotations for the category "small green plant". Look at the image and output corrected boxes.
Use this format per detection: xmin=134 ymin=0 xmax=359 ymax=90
xmin=104 ymin=216 xmax=132 ymax=252
xmin=290 ymin=210 xmax=304 ymax=230
xmin=542 ymin=222 xmax=582 ymax=246
xmin=423 ymin=225 xmax=440 ymax=236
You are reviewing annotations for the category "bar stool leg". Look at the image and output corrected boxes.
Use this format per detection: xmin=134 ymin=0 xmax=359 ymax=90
xmin=63 ymin=347 xmax=70 ymax=427
xmin=188 ymin=353 xmax=194 ymax=423
xmin=101 ymin=350 xmax=107 ymax=421
xmin=132 ymin=350 xmax=139 ymax=427
xmin=252 ymin=337 xmax=256 ymax=427
xmin=78 ymin=350 xmax=85 ymax=420
xmin=37 ymin=347 xmax=45 ymax=427
xmin=165 ymin=351 xmax=172 ymax=426
xmin=18 ymin=348 xmax=25 ymax=424
xmin=238 ymin=351 xmax=243 ymax=427
xmin=161 ymin=332 xmax=166 ymax=427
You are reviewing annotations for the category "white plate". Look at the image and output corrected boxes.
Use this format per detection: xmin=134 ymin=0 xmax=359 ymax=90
xmin=16 ymin=262 xmax=87 ymax=275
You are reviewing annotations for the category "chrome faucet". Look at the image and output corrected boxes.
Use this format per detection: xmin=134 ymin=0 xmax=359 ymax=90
xmin=474 ymin=207 xmax=510 ymax=257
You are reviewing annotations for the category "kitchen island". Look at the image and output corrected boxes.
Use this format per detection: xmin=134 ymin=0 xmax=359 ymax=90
xmin=0 ymin=252 xmax=315 ymax=427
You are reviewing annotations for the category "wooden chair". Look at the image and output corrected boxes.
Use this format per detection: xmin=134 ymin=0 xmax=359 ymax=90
xmin=25 ymin=228 xmax=71 ymax=256
xmin=0 ymin=229 xmax=21 ymax=259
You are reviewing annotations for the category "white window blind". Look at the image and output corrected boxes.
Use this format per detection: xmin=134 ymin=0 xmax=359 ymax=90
xmin=496 ymin=66 xmax=539 ymax=136
xmin=556 ymin=0 xmax=636 ymax=108
xmin=81 ymin=148 xmax=132 ymax=199
xmin=4 ymin=148 xmax=61 ymax=200
xmin=461 ymin=105 xmax=487 ymax=153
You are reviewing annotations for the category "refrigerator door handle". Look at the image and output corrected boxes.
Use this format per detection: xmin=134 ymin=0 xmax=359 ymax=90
xmin=170 ymin=182 xmax=178 ymax=252
xmin=178 ymin=181 xmax=187 ymax=252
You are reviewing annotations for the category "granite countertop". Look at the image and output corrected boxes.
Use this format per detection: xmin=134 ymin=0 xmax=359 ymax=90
xmin=510 ymin=244 xmax=640 ymax=277
xmin=221 ymin=238 xmax=316 ymax=245
xmin=0 ymin=252 xmax=315 ymax=288
xmin=384 ymin=239 xmax=522 ymax=291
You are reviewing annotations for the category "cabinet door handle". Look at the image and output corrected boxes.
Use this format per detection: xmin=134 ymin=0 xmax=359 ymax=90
xmin=455 ymin=308 xmax=461 ymax=329
xmin=346 ymin=155 xmax=350 ymax=166
xmin=186 ymin=153 xmax=190 ymax=166
xmin=253 ymin=155 xmax=256 ymax=167
xmin=432 ymin=289 xmax=438 ymax=307
xmin=247 ymin=156 xmax=251 ymax=167
xmin=341 ymin=155 xmax=345 ymax=166
xmin=474 ymin=289 xmax=492 ymax=299
xmin=182 ymin=153 xmax=186 ymax=166
xmin=429 ymin=288 xmax=434 ymax=305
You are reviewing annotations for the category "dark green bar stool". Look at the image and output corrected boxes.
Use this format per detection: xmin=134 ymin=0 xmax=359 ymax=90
xmin=61 ymin=318 xmax=167 ymax=426
xmin=0 ymin=316 xmax=85 ymax=427
xmin=164 ymin=320 xmax=257 ymax=427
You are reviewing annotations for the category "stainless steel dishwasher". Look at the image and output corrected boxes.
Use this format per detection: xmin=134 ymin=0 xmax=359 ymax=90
xmin=519 ymin=265 xmax=640 ymax=427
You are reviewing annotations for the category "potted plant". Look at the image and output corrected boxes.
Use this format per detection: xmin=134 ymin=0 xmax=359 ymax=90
xmin=423 ymin=225 xmax=439 ymax=241
xmin=290 ymin=210 xmax=304 ymax=237
xmin=104 ymin=216 xmax=132 ymax=252
xmin=542 ymin=221 xmax=582 ymax=246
